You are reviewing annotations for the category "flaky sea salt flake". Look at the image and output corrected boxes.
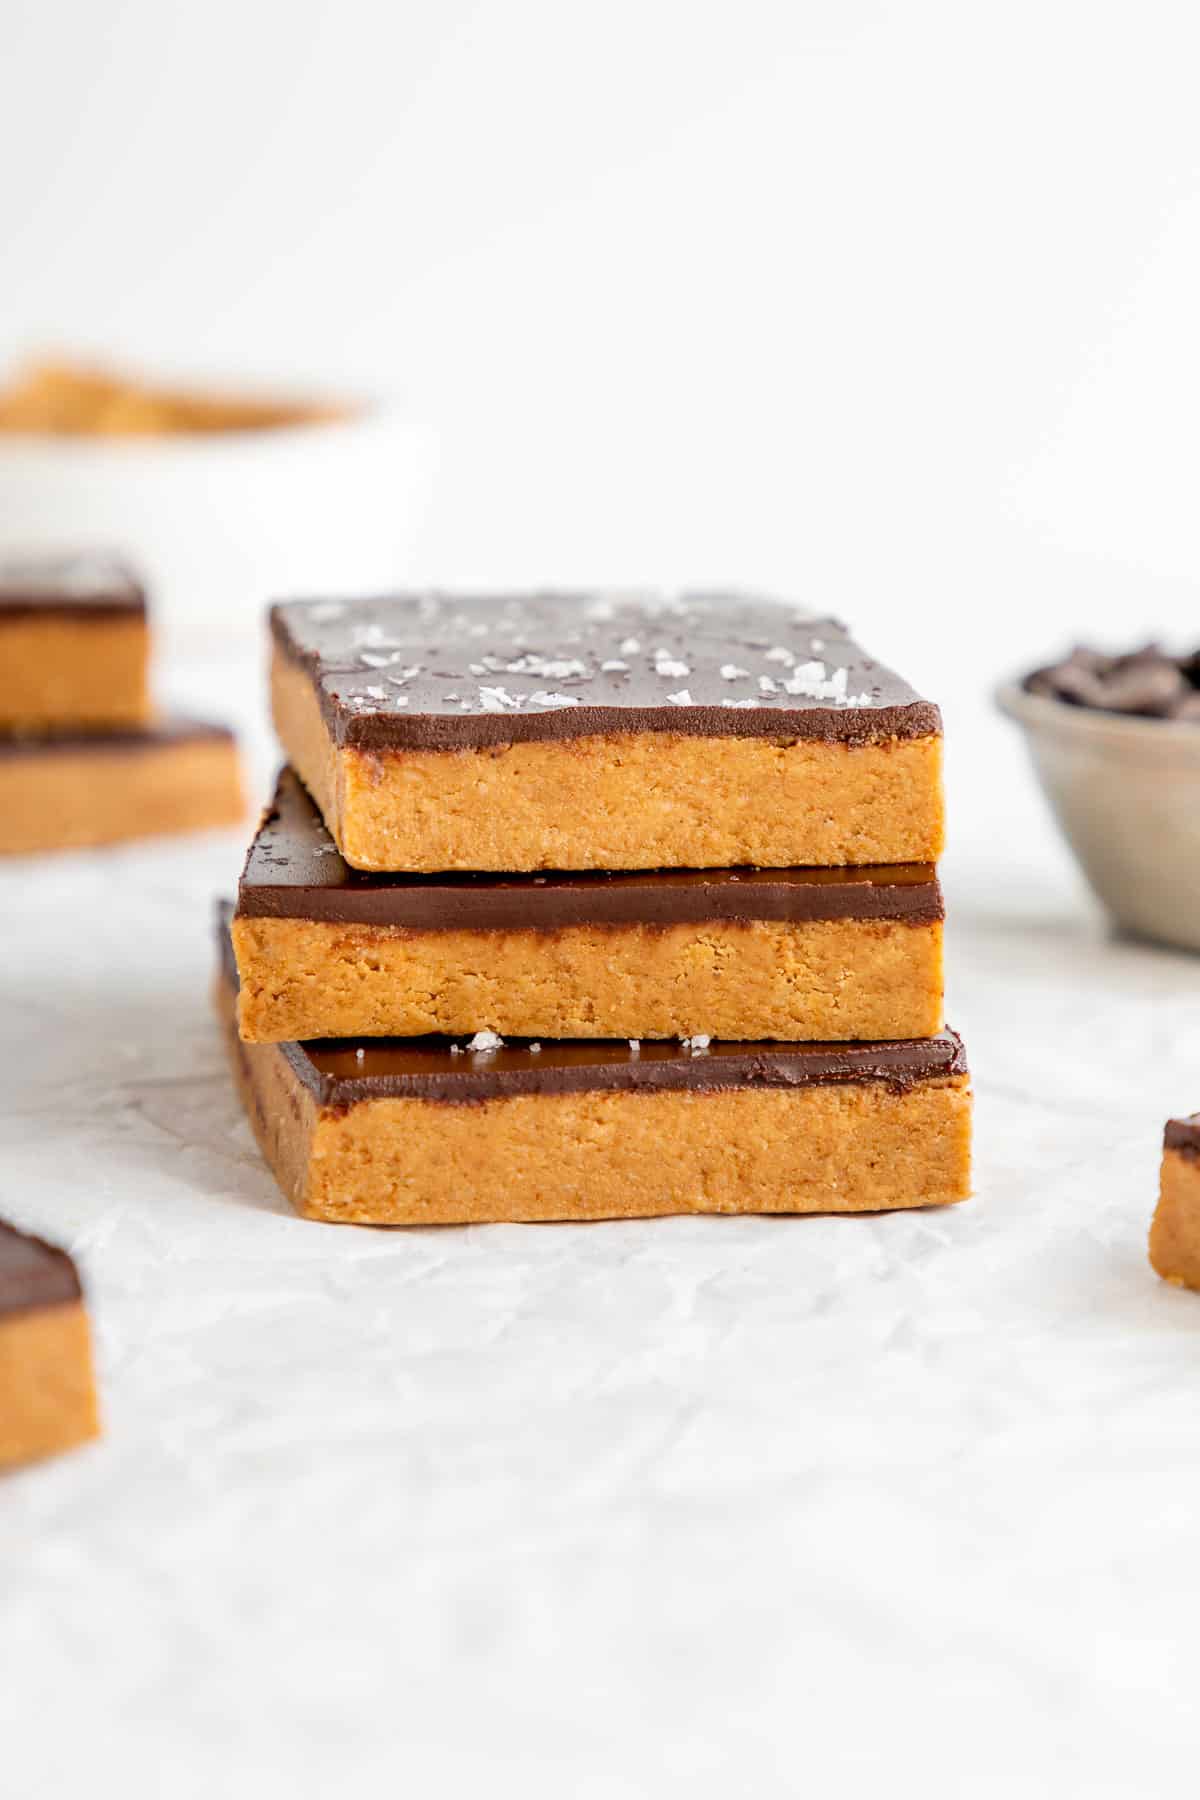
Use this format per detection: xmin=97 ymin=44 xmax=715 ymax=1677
xmin=527 ymin=690 xmax=581 ymax=709
xmin=477 ymin=685 xmax=522 ymax=712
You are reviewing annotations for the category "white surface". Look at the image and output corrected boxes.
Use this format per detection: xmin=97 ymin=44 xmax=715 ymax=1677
xmin=3 ymin=647 xmax=1200 ymax=1799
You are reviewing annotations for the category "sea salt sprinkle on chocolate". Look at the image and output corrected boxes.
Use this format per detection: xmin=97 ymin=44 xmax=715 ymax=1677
xmin=477 ymin=686 xmax=522 ymax=712
xmin=505 ymin=655 xmax=589 ymax=679
xmin=654 ymin=652 xmax=690 ymax=678
xmin=272 ymin=593 xmax=938 ymax=745
xmin=467 ymin=1030 xmax=504 ymax=1053
xmin=682 ymin=1034 xmax=711 ymax=1055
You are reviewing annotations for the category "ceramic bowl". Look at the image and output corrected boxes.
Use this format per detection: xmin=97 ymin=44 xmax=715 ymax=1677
xmin=998 ymin=679 xmax=1200 ymax=951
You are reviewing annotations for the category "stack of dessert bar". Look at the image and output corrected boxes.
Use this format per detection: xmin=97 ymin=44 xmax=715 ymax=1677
xmin=222 ymin=592 xmax=972 ymax=1225
xmin=0 ymin=553 xmax=243 ymax=854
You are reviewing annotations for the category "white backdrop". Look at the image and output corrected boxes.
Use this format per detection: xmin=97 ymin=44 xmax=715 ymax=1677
xmin=6 ymin=0 xmax=1200 ymax=618
xmin=8 ymin=0 xmax=1200 ymax=864
xmin=6 ymin=6 xmax=1200 ymax=1796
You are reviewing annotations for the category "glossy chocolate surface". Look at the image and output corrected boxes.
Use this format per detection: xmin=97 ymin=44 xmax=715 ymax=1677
xmin=0 ymin=1219 xmax=82 ymax=1318
xmin=238 ymin=769 xmax=944 ymax=930
xmin=271 ymin=591 xmax=941 ymax=749
xmin=0 ymin=552 xmax=145 ymax=618
xmin=218 ymin=905 xmax=965 ymax=1106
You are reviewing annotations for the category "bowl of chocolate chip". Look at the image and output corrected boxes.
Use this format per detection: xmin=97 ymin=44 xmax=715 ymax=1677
xmin=999 ymin=644 xmax=1200 ymax=950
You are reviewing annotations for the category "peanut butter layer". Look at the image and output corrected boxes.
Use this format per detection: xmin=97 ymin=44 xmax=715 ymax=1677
xmin=269 ymin=592 xmax=944 ymax=872
xmin=234 ymin=915 xmax=943 ymax=1045
xmin=0 ymin=719 xmax=244 ymax=854
xmin=0 ymin=553 xmax=149 ymax=729
xmin=216 ymin=911 xmax=972 ymax=1227
xmin=0 ymin=1221 xmax=100 ymax=1470
xmin=234 ymin=766 xmax=945 ymax=1041
xmin=1150 ymin=1124 xmax=1200 ymax=1290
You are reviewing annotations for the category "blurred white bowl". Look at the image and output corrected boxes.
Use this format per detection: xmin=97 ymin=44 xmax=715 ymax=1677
xmin=998 ymin=678 xmax=1200 ymax=952
xmin=0 ymin=405 xmax=436 ymax=660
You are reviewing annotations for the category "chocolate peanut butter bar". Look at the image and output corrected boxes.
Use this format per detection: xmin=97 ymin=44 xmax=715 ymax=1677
xmin=0 ymin=1220 xmax=100 ymax=1469
xmin=270 ymin=592 xmax=944 ymax=872
xmin=0 ymin=717 xmax=244 ymax=854
xmin=0 ymin=553 xmax=149 ymax=730
xmin=216 ymin=906 xmax=972 ymax=1226
xmin=1150 ymin=1117 xmax=1200 ymax=1290
xmin=233 ymin=768 xmax=945 ymax=1043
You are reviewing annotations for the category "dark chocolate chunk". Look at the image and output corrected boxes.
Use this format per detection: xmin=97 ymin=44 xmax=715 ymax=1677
xmin=0 ymin=552 xmax=145 ymax=618
xmin=271 ymin=592 xmax=941 ymax=749
xmin=1027 ymin=643 xmax=1200 ymax=720
xmin=0 ymin=1219 xmax=82 ymax=1319
xmin=217 ymin=903 xmax=966 ymax=1105
xmin=237 ymin=768 xmax=945 ymax=930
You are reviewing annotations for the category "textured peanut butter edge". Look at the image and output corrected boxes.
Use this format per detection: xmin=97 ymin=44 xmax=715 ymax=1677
xmin=216 ymin=903 xmax=964 ymax=1104
xmin=271 ymin=651 xmax=946 ymax=873
xmin=239 ymin=767 xmax=945 ymax=928
xmin=0 ymin=613 xmax=150 ymax=728
xmin=0 ymin=1300 xmax=101 ymax=1469
xmin=231 ymin=911 xmax=946 ymax=1045
xmin=215 ymin=963 xmax=973 ymax=1224
xmin=1151 ymin=1144 xmax=1200 ymax=1290
xmin=0 ymin=728 xmax=245 ymax=854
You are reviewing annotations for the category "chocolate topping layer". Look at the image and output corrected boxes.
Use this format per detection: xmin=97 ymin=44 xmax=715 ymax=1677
xmin=270 ymin=592 xmax=941 ymax=749
xmin=218 ymin=904 xmax=965 ymax=1104
xmin=238 ymin=768 xmax=944 ymax=930
xmin=1165 ymin=1116 xmax=1200 ymax=1157
xmin=0 ymin=552 xmax=144 ymax=618
xmin=0 ymin=1219 xmax=82 ymax=1319
xmin=0 ymin=717 xmax=235 ymax=760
